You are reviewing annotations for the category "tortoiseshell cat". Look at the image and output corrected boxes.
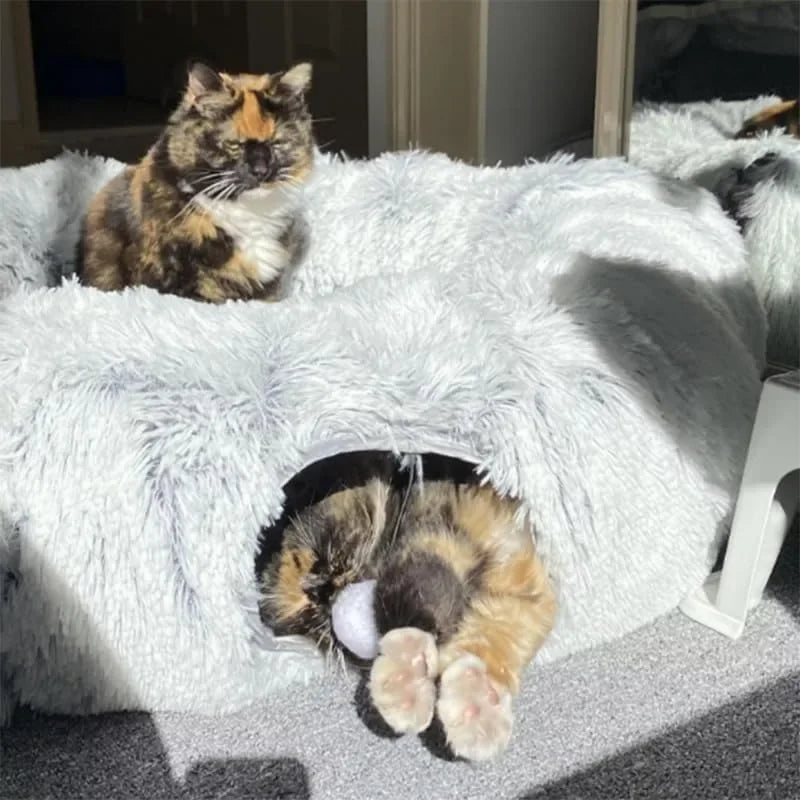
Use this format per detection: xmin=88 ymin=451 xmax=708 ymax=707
xmin=258 ymin=457 xmax=556 ymax=761
xmin=736 ymin=98 xmax=799 ymax=139
xmin=77 ymin=62 xmax=314 ymax=303
xmin=711 ymin=98 xmax=800 ymax=232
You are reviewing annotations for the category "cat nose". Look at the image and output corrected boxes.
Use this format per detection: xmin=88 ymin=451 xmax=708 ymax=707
xmin=250 ymin=151 xmax=273 ymax=179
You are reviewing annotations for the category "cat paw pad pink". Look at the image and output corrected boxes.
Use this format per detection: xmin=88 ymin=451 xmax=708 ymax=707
xmin=369 ymin=627 xmax=438 ymax=734
xmin=437 ymin=654 xmax=513 ymax=761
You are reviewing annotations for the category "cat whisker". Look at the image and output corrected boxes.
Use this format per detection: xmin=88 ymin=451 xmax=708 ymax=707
xmin=197 ymin=186 xmax=226 ymax=202
xmin=168 ymin=179 xmax=231 ymax=225
xmin=205 ymin=176 xmax=235 ymax=193
xmin=277 ymin=173 xmax=304 ymax=192
xmin=320 ymin=640 xmax=349 ymax=678
xmin=185 ymin=170 xmax=238 ymax=198
xmin=192 ymin=172 xmax=232 ymax=187
xmin=167 ymin=197 xmax=200 ymax=226
xmin=207 ymin=183 xmax=235 ymax=201
xmin=219 ymin=182 xmax=241 ymax=202
xmin=334 ymin=648 xmax=348 ymax=678
xmin=200 ymin=177 xmax=239 ymax=202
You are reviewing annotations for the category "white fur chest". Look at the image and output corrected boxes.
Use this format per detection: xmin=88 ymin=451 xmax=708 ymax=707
xmin=199 ymin=187 xmax=297 ymax=283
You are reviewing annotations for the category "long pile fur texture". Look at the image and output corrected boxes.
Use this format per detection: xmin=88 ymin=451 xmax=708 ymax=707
xmin=0 ymin=148 xmax=765 ymax=723
xmin=629 ymin=95 xmax=800 ymax=366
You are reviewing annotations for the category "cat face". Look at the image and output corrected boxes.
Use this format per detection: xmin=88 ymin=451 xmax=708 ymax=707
xmin=163 ymin=62 xmax=314 ymax=198
xmin=258 ymin=479 xmax=393 ymax=655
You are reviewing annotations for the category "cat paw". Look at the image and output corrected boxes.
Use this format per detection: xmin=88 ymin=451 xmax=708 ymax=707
xmin=437 ymin=654 xmax=513 ymax=761
xmin=369 ymin=627 xmax=438 ymax=735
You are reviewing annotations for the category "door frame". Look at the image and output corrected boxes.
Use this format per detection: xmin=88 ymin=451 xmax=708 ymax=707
xmin=388 ymin=0 xmax=417 ymax=153
xmin=386 ymin=0 xmax=487 ymax=163
xmin=592 ymin=0 xmax=637 ymax=158
xmin=1 ymin=0 xmax=41 ymax=166
xmin=386 ymin=0 xmax=634 ymax=162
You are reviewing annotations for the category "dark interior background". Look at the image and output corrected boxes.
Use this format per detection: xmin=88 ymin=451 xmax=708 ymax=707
xmin=27 ymin=0 xmax=368 ymax=161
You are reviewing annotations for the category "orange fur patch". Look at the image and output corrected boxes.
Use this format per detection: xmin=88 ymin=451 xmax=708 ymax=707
xmin=129 ymin=157 xmax=151 ymax=219
xmin=232 ymin=91 xmax=275 ymax=141
xmin=272 ymin=547 xmax=316 ymax=621
xmin=750 ymin=98 xmax=798 ymax=123
xmin=737 ymin=98 xmax=800 ymax=139
xmin=181 ymin=210 xmax=218 ymax=245
xmin=429 ymin=483 xmax=556 ymax=693
xmin=455 ymin=486 xmax=519 ymax=546
xmin=413 ymin=532 xmax=481 ymax=582
xmin=439 ymin=548 xmax=556 ymax=694
xmin=194 ymin=250 xmax=264 ymax=302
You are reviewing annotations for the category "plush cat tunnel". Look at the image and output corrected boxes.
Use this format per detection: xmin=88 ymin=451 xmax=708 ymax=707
xmin=0 ymin=149 xmax=765 ymax=723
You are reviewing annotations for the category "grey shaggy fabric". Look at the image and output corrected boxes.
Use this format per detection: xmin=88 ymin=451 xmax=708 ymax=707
xmin=629 ymin=96 xmax=800 ymax=366
xmin=0 ymin=150 xmax=765 ymax=723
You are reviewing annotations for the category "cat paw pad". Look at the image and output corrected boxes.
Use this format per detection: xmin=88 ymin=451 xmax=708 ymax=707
xmin=369 ymin=627 xmax=438 ymax=734
xmin=437 ymin=654 xmax=513 ymax=761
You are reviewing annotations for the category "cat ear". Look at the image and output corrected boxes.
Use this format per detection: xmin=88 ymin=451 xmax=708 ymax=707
xmin=186 ymin=62 xmax=223 ymax=100
xmin=276 ymin=62 xmax=312 ymax=95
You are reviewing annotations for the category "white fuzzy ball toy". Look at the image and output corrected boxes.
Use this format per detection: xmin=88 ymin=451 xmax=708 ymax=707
xmin=331 ymin=579 xmax=379 ymax=660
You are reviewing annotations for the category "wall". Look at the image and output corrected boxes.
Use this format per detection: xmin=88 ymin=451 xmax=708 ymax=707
xmin=246 ymin=0 xmax=369 ymax=158
xmin=1 ymin=0 xmax=39 ymax=166
xmin=484 ymin=0 xmax=599 ymax=163
xmin=1 ymin=4 xmax=21 ymax=122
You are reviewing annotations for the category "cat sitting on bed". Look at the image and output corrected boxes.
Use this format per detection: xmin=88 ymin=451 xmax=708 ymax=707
xmin=77 ymin=62 xmax=314 ymax=303
xmin=257 ymin=456 xmax=556 ymax=761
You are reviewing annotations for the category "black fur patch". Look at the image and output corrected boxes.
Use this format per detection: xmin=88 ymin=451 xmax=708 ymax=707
xmin=374 ymin=550 xmax=470 ymax=643
xmin=712 ymin=153 xmax=795 ymax=232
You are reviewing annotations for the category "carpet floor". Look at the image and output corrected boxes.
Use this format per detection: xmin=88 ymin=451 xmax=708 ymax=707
xmin=3 ymin=535 xmax=798 ymax=800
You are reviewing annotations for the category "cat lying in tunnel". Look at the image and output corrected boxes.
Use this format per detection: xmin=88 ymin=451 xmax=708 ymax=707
xmin=257 ymin=454 xmax=557 ymax=762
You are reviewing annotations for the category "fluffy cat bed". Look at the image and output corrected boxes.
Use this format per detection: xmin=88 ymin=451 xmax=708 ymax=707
xmin=629 ymin=95 xmax=800 ymax=366
xmin=0 ymin=150 xmax=765 ymax=723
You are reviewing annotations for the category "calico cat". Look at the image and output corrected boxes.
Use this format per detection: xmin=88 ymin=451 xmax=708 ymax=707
xmin=77 ymin=62 xmax=314 ymax=303
xmin=258 ymin=462 xmax=556 ymax=761
xmin=736 ymin=98 xmax=799 ymax=139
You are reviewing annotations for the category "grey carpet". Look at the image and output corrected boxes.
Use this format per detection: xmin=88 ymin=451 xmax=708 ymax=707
xmin=3 ymin=535 xmax=798 ymax=800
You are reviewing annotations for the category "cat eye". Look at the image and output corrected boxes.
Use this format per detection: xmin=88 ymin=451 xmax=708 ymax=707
xmin=258 ymin=93 xmax=282 ymax=114
xmin=302 ymin=572 xmax=335 ymax=605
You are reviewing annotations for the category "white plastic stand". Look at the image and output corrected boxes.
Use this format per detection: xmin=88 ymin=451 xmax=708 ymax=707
xmin=680 ymin=370 xmax=800 ymax=638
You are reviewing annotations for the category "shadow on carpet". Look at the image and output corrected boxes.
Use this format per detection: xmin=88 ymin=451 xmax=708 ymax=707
xmin=1 ymin=710 xmax=310 ymax=799
xmin=520 ymin=671 xmax=800 ymax=800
